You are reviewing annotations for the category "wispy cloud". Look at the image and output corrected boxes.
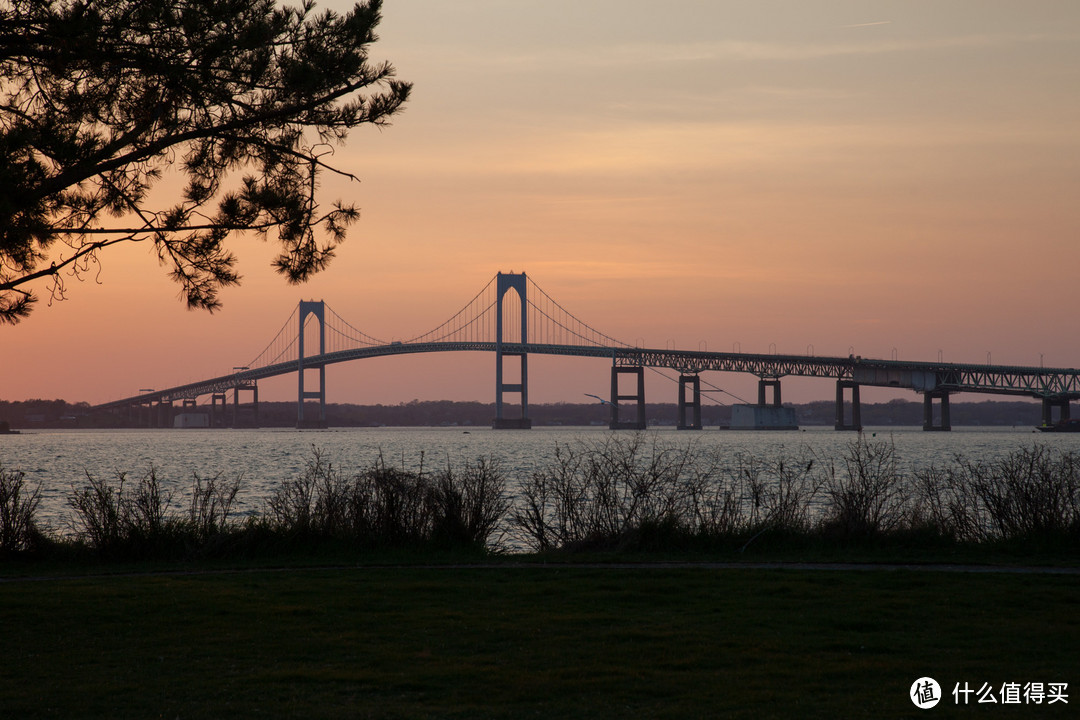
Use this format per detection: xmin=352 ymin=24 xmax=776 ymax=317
xmin=426 ymin=31 xmax=1059 ymax=69
xmin=842 ymin=21 xmax=893 ymax=29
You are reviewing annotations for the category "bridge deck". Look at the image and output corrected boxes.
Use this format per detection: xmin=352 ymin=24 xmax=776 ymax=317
xmin=92 ymin=342 xmax=1080 ymax=411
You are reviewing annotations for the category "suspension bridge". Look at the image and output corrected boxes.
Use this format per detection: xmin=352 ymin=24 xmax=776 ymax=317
xmin=91 ymin=272 xmax=1080 ymax=431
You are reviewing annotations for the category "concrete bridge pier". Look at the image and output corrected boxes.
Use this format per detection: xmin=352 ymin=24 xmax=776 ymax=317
xmin=210 ymin=392 xmax=228 ymax=428
xmin=610 ymin=366 xmax=647 ymax=430
xmin=835 ymin=381 xmax=862 ymax=431
xmin=1041 ymin=396 xmax=1072 ymax=426
xmin=923 ymin=390 xmax=952 ymax=431
xmin=232 ymin=382 xmax=259 ymax=428
xmin=758 ymin=378 xmax=782 ymax=407
xmin=677 ymin=374 xmax=702 ymax=430
xmin=730 ymin=376 xmax=797 ymax=430
xmin=154 ymin=400 xmax=173 ymax=428
xmin=136 ymin=401 xmax=158 ymax=428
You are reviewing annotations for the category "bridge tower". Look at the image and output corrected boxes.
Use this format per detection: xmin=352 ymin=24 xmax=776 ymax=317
xmin=298 ymin=300 xmax=327 ymax=428
xmin=493 ymin=272 xmax=532 ymax=429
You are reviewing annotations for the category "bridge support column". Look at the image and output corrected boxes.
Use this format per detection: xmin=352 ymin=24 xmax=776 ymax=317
xmin=1041 ymin=397 xmax=1072 ymax=427
xmin=210 ymin=392 xmax=228 ymax=428
xmin=731 ymin=376 xmax=797 ymax=430
xmin=835 ymin=381 xmax=862 ymax=431
xmin=139 ymin=401 xmax=156 ymax=428
xmin=154 ymin=400 xmax=172 ymax=428
xmin=173 ymin=399 xmax=206 ymax=429
xmin=298 ymin=301 xmax=328 ymax=428
xmin=923 ymin=391 xmax=952 ymax=431
xmin=758 ymin=378 xmax=782 ymax=407
xmin=232 ymin=382 xmax=259 ymax=428
xmin=677 ymin=374 xmax=702 ymax=430
xmin=493 ymin=272 xmax=532 ymax=429
xmin=610 ymin=366 xmax=646 ymax=430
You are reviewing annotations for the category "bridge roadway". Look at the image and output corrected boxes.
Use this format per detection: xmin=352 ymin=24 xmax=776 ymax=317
xmin=93 ymin=342 xmax=1080 ymax=428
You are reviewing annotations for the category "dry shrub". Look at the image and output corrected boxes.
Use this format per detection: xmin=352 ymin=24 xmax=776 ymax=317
xmin=66 ymin=467 xmax=243 ymax=556
xmin=265 ymin=448 xmax=508 ymax=549
xmin=0 ymin=467 xmax=43 ymax=554
xmin=512 ymin=435 xmax=715 ymax=551
xmin=819 ymin=439 xmax=909 ymax=538
xmin=913 ymin=446 xmax=1080 ymax=542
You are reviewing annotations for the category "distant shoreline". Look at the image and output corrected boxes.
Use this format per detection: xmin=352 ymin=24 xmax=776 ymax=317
xmin=1 ymin=398 xmax=1046 ymax=430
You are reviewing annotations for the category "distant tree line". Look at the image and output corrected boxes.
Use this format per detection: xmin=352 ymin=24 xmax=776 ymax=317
xmin=1 ymin=399 xmax=93 ymax=428
xmin=1 ymin=397 xmax=1045 ymax=429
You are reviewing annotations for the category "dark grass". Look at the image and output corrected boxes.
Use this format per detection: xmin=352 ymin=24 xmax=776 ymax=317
xmin=2 ymin=564 xmax=1078 ymax=718
xmin=4 ymin=528 xmax=1078 ymax=582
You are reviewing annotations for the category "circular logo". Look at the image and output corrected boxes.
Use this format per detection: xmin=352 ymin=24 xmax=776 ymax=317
xmin=911 ymin=677 xmax=942 ymax=709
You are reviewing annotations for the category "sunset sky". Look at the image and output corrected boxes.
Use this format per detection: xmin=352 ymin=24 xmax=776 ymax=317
xmin=5 ymin=0 xmax=1079 ymax=410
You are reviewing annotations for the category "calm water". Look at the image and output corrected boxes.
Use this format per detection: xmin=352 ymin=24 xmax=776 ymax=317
xmin=3 ymin=425 xmax=1078 ymax=532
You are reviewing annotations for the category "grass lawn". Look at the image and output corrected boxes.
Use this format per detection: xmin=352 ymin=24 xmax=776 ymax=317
xmin=2 ymin=564 xmax=1078 ymax=718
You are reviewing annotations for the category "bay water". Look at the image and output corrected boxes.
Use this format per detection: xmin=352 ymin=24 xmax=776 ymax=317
xmin=3 ymin=425 xmax=1077 ymax=534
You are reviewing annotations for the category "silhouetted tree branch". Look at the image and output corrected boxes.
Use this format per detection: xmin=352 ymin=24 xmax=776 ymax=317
xmin=0 ymin=0 xmax=411 ymax=323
